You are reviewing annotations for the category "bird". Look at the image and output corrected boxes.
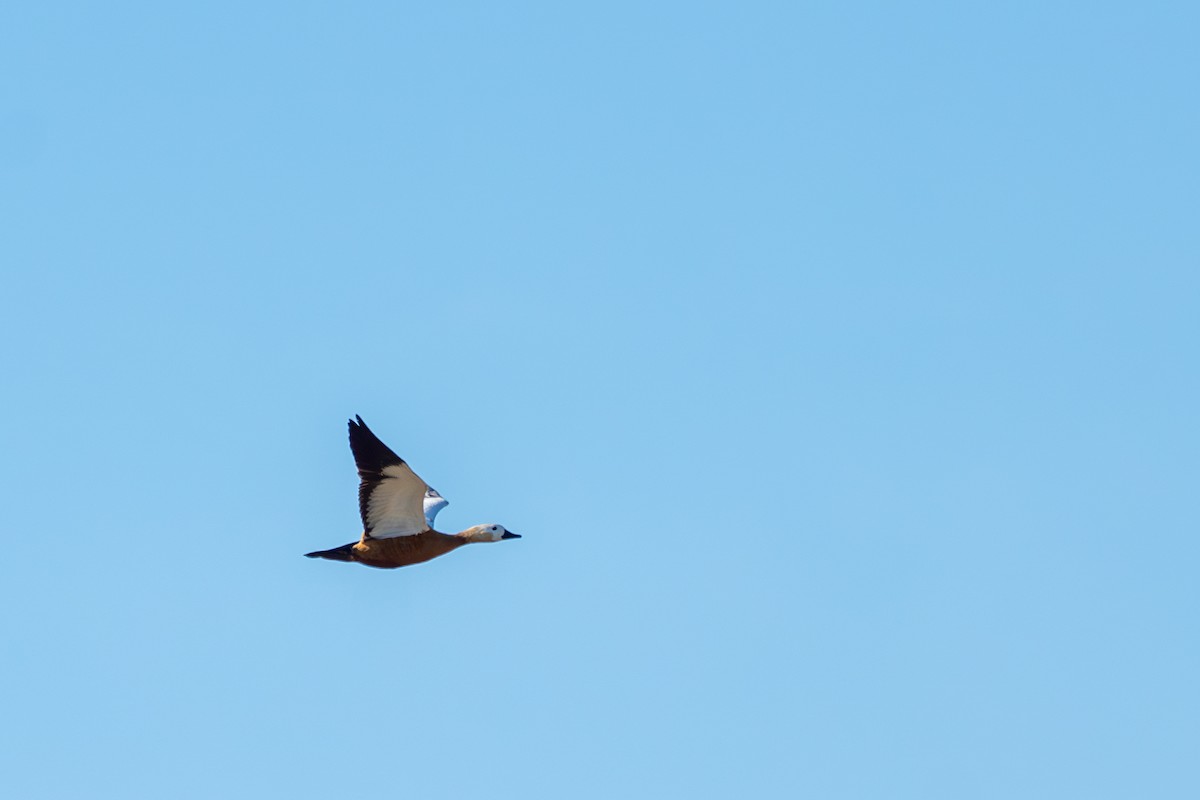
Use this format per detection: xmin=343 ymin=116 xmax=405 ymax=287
xmin=305 ymin=416 xmax=520 ymax=569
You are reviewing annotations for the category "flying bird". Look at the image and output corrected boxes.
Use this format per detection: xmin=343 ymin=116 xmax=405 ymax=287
xmin=305 ymin=416 xmax=520 ymax=569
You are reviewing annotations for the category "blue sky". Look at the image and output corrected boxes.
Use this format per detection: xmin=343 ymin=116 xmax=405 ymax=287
xmin=2 ymin=2 xmax=1197 ymax=798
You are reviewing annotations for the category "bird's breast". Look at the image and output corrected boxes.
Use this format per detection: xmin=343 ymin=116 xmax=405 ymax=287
xmin=352 ymin=531 xmax=465 ymax=569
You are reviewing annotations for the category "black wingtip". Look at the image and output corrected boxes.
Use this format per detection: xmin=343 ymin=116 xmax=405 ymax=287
xmin=346 ymin=415 xmax=404 ymax=473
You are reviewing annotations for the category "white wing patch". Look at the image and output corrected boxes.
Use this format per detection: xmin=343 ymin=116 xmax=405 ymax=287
xmin=365 ymin=463 xmax=430 ymax=538
xmin=424 ymin=488 xmax=449 ymax=528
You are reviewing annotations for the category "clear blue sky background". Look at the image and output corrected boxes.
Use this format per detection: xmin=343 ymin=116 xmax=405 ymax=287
xmin=2 ymin=2 xmax=1197 ymax=798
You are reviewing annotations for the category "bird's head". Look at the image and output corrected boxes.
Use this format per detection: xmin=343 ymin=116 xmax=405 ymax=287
xmin=462 ymin=524 xmax=521 ymax=543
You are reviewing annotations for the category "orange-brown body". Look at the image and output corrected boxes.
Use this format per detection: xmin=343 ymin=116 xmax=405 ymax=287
xmin=349 ymin=531 xmax=467 ymax=569
xmin=307 ymin=523 xmax=515 ymax=569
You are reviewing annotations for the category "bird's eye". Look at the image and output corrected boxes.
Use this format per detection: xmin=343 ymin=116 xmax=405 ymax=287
xmin=492 ymin=526 xmax=498 ymax=531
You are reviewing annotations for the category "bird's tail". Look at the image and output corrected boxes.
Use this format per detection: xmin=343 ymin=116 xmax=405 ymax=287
xmin=304 ymin=542 xmax=358 ymax=562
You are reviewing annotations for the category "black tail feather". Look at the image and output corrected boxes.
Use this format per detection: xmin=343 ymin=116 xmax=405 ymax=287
xmin=305 ymin=542 xmax=357 ymax=562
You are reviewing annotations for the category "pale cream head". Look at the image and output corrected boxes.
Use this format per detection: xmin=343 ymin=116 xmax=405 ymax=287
xmin=462 ymin=524 xmax=521 ymax=543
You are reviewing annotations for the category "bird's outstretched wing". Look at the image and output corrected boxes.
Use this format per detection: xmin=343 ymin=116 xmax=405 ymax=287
xmin=424 ymin=487 xmax=449 ymax=528
xmin=348 ymin=416 xmax=430 ymax=538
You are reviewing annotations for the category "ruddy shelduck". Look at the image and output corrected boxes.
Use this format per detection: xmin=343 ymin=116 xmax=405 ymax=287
xmin=305 ymin=416 xmax=520 ymax=569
